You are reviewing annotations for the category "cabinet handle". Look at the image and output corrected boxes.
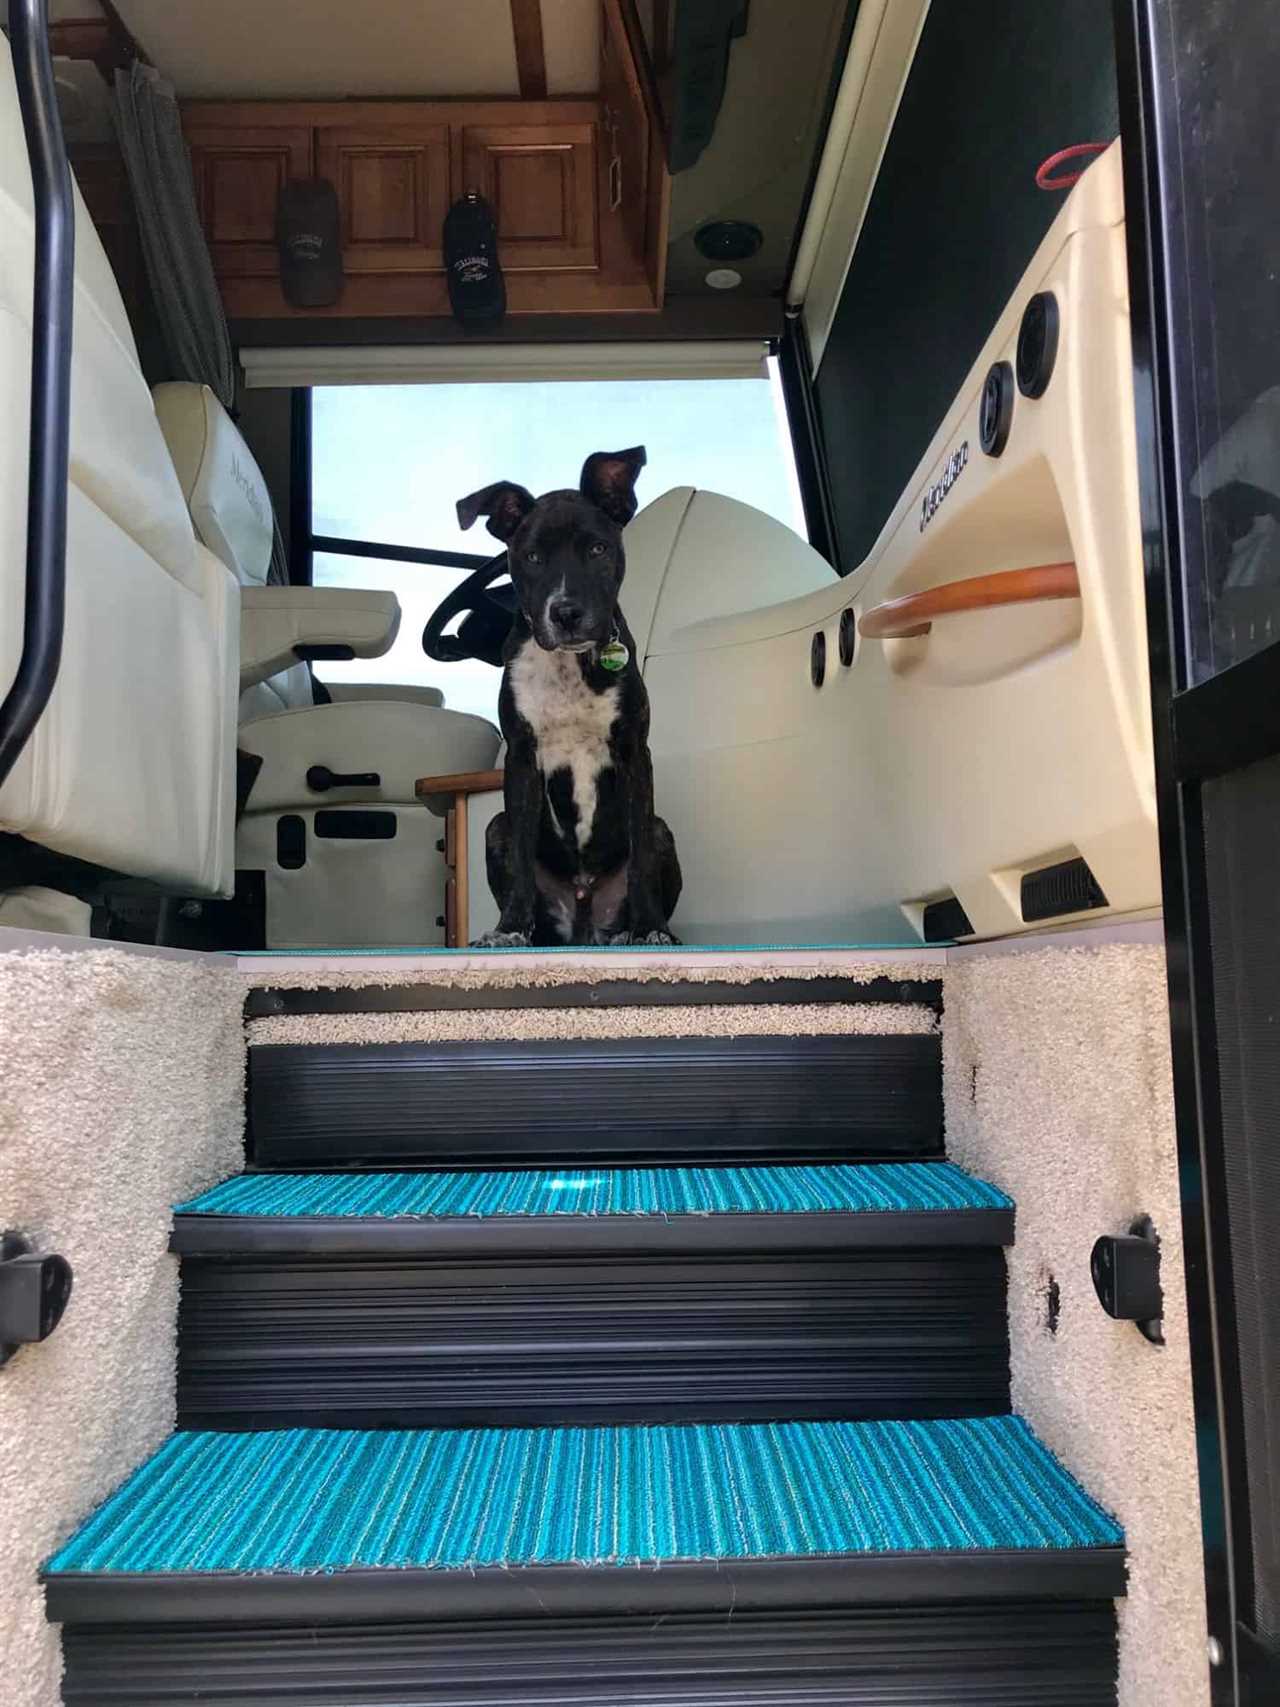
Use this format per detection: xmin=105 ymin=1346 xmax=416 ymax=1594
xmin=609 ymin=155 xmax=623 ymax=212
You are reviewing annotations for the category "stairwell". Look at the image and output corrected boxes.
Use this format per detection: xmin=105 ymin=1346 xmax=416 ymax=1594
xmin=40 ymin=959 xmax=1129 ymax=1704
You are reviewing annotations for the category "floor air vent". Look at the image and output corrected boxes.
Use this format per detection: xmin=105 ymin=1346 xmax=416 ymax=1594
xmin=922 ymin=896 xmax=973 ymax=942
xmin=1021 ymin=856 xmax=1108 ymax=923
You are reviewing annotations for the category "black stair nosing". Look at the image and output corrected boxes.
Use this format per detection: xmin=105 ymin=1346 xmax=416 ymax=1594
xmin=248 ymin=1143 xmax=947 ymax=1171
xmin=179 ymin=1399 xmax=1014 ymax=1431
xmin=60 ymin=1601 xmax=1120 ymax=1707
xmin=43 ymin=1546 xmax=1126 ymax=1626
xmin=169 ymin=1205 xmax=1014 ymax=1258
xmin=247 ymin=1034 xmax=944 ymax=1169
xmin=244 ymin=974 xmax=945 ymax=1020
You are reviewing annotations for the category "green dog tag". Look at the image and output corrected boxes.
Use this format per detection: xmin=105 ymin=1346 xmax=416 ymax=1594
xmin=600 ymin=638 xmax=630 ymax=672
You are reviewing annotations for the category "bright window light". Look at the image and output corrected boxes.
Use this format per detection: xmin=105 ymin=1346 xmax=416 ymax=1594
xmin=311 ymin=366 xmax=805 ymax=721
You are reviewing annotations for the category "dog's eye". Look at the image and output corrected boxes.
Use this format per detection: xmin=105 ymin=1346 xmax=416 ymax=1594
xmin=524 ymin=549 xmax=542 ymax=565
xmin=587 ymin=542 xmax=607 ymax=558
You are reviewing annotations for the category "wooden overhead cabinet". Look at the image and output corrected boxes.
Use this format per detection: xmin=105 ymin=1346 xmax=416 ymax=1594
xmin=181 ymin=14 xmax=667 ymax=320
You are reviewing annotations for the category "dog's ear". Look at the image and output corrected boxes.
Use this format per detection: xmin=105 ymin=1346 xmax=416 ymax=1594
xmin=580 ymin=447 xmax=647 ymax=527
xmin=456 ymin=480 xmax=536 ymax=543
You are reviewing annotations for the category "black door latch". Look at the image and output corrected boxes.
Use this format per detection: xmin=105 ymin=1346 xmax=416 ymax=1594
xmin=1091 ymin=1215 xmax=1163 ymax=1345
xmin=1 ymin=1231 xmax=73 ymax=1366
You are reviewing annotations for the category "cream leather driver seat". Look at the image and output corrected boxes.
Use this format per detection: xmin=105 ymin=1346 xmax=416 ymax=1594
xmin=153 ymin=383 xmax=500 ymax=948
xmin=0 ymin=40 xmax=237 ymax=935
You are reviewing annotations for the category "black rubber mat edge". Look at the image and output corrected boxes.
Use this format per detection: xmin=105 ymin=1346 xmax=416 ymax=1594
xmin=170 ymin=1205 xmax=1014 ymax=1257
xmin=43 ymin=1546 xmax=1126 ymax=1624
xmin=244 ymin=975 xmax=944 ymax=1019
xmin=60 ymin=1600 xmax=1119 ymax=1706
xmin=247 ymin=1034 xmax=944 ymax=1169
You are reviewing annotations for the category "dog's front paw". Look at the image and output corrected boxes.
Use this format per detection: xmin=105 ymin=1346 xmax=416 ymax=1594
xmin=469 ymin=929 xmax=531 ymax=949
xmin=608 ymin=928 xmax=679 ymax=947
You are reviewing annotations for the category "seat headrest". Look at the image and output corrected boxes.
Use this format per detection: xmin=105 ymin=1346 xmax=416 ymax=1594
xmin=153 ymin=382 xmax=274 ymax=585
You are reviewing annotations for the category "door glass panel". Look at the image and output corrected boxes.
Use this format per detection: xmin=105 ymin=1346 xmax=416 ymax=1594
xmin=1156 ymin=7 xmax=1280 ymax=679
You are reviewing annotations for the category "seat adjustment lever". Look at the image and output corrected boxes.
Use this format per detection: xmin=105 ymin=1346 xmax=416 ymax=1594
xmin=306 ymin=765 xmax=381 ymax=792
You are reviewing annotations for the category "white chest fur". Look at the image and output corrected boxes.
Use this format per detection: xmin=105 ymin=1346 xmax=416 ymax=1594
xmin=509 ymin=641 xmax=621 ymax=847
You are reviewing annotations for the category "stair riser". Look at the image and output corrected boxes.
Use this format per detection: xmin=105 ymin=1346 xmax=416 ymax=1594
xmin=61 ymin=1603 xmax=1118 ymax=1706
xmin=248 ymin=1035 xmax=943 ymax=1169
xmin=177 ymin=1250 xmax=1010 ymax=1429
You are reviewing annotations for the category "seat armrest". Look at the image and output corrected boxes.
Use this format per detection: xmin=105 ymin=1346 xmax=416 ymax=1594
xmin=240 ymin=587 xmax=400 ymax=691
xmin=324 ymin=681 xmax=445 ymax=709
xmin=415 ymin=768 xmax=505 ymax=820
xmin=416 ymin=768 xmax=505 ymax=800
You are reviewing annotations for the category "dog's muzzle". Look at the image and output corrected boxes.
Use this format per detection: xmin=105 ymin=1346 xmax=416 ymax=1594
xmin=539 ymin=593 xmax=612 ymax=651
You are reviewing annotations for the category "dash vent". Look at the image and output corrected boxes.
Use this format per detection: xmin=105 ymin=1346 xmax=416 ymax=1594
xmin=1020 ymin=856 xmax=1107 ymax=923
xmin=922 ymin=896 xmax=973 ymax=943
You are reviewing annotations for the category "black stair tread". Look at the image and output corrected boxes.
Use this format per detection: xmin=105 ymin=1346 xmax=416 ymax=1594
xmin=244 ymin=971 xmax=944 ymax=1017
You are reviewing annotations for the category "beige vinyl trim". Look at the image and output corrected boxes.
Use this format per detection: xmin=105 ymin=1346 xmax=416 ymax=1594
xmin=644 ymin=145 xmax=1158 ymax=944
xmin=787 ymin=0 xmax=930 ymax=368
xmin=240 ymin=341 xmax=770 ymax=389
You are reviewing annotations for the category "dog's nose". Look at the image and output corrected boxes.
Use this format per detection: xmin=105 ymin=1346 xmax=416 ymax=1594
xmin=549 ymin=596 xmax=584 ymax=632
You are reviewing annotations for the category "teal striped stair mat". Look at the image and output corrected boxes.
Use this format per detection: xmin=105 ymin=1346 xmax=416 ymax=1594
xmin=176 ymin=1160 xmax=1011 ymax=1220
xmin=45 ymin=1415 xmax=1119 ymax=1579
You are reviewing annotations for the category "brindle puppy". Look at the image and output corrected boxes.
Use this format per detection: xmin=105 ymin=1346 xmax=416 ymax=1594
xmin=457 ymin=448 xmax=681 ymax=947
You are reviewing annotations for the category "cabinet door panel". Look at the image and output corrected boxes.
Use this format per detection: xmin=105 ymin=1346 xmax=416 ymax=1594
xmin=317 ymin=122 xmax=450 ymax=273
xmin=185 ymin=123 xmax=313 ymax=278
xmin=459 ymin=122 xmax=598 ymax=270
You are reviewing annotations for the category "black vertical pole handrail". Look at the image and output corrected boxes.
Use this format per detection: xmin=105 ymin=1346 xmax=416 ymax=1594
xmin=0 ymin=0 xmax=74 ymax=789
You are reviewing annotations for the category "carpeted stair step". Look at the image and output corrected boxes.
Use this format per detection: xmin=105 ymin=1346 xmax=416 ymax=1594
xmin=246 ymin=1033 xmax=943 ymax=1169
xmin=170 ymin=1162 xmax=1013 ymax=1428
xmin=44 ymin=1415 xmax=1124 ymax=1628
xmin=172 ymin=1161 xmax=1013 ymax=1256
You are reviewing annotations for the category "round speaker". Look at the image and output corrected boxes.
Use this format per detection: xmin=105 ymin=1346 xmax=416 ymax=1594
xmin=979 ymin=361 xmax=1014 ymax=457
xmin=810 ymin=630 xmax=827 ymax=688
xmin=838 ymin=607 xmax=857 ymax=667
xmin=695 ymin=220 xmax=764 ymax=262
xmin=1016 ymin=291 xmax=1059 ymax=399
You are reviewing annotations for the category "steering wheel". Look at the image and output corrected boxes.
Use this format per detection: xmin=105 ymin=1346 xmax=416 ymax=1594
xmin=422 ymin=552 xmax=518 ymax=668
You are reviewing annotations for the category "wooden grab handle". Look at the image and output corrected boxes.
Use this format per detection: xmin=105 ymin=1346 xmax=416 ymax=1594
xmin=858 ymin=563 xmax=1080 ymax=640
xmin=415 ymin=768 xmax=505 ymax=799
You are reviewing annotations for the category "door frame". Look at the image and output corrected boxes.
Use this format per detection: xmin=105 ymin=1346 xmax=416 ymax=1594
xmin=1114 ymin=3 xmax=1280 ymax=1701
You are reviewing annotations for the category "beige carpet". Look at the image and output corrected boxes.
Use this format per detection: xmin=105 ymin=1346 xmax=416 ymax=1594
xmin=944 ymin=944 xmax=1209 ymax=1707
xmin=0 ymin=948 xmax=245 ymax=1707
xmin=248 ymin=1001 xmax=938 ymax=1047
xmin=243 ymin=955 xmax=941 ymax=992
